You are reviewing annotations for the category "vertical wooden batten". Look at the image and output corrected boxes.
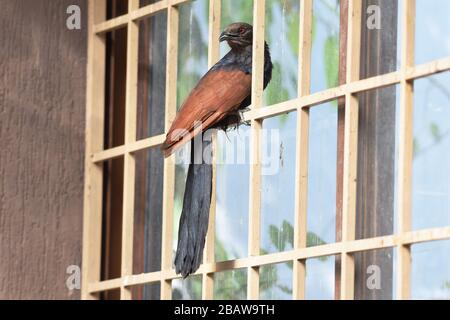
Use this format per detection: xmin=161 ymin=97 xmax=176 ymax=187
xmin=247 ymin=0 xmax=266 ymax=300
xmin=396 ymin=0 xmax=415 ymax=301
xmin=202 ymin=0 xmax=221 ymax=300
xmin=82 ymin=0 xmax=107 ymax=300
xmin=160 ymin=1 xmax=179 ymax=300
xmin=293 ymin=0 xmax=313 ymax=300
xmin=340 ymin=0 xmax=362 ymax=300
xmin=335 ymin=0 xmax=349 ymax=299
xmin=120 ymin=0 xmax=140 ymax=300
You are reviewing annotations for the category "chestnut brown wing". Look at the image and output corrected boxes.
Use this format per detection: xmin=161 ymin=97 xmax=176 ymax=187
xmin=162 ymin=68 xmax=251 ymax=157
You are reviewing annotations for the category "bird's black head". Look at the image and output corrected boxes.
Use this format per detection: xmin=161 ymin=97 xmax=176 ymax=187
xmin=219 ymin=22 xmax=253 ymax=49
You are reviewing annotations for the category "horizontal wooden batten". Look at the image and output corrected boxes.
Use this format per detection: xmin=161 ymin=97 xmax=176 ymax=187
xmin=405 ymin=56 xmax=450 ymax=80
xmin=88 ymin=278 xmax=122 ymax=294
xmin=91 ymin=134 xmax=166 ymax=163
xmin=94 ymin=14 xmax=130 ymax=34
xmin=91 ymin=145 xmax=126 ymax=163
xmin=131 ymin=0 xmax=169 ymax=21
xmin=94 ymin=0 xmax=192 ymax=34
xmin=243 ymin=56 xmax=450 ymax=122
xmin=127 ymin=134 xmax=166 ymax=153
xmin=90 ymin=57 xmax=450 ymax=164
xmin=88 ymin=226 xmax=450 ymax=294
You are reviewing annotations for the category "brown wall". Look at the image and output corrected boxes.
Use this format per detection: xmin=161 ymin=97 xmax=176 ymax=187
xmin=0 ymin=0 xmax=87 ymax=299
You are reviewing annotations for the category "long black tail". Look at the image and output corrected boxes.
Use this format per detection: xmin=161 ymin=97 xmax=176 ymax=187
xmin=174 ymin=137 xmax=212 ymax=277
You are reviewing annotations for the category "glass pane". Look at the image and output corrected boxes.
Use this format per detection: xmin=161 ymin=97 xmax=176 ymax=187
xmin=307 ymin=102 xmax=337 ymax=246
xmin=263 ymin=0 xmax=299 ymax=106
xmin=104 ymin=27 xmax=127 ymax=149
xmin=415 ymin=0 xmax=450 ymax=65
xmin=137 ymin=11 xmax=167 ymax=140
xmin=172 ymin=275 xmax=202 ymax=300
xmin=176 ymin=0 xmax=209 ymax=111
xmin=101 ymin=289 xmax=121 ymax=300
xmin=214 ymin=269 xmax=247 ymax=299
xmin=215 ymin=0 xmax=253 ymax=263
xmin=173 ymin=155 xmax=189 ymax=255
xmin=413 ymin=72 xmax=450 ymax=230
xmin=132 ymin=283 xmax=161 ymax=300
xmin=355 ymin=85 xmax=400 ymax=239
xmin=107 ymin=0 xmax=128 ymax=19
xmin=260 ymin=262 xmax=293 ymax=299
xmin=261 ymin=113 xmax=297 ymax=254
xmin=140 ymin=0 xmax=159 ymax=7
xmin=411 ymin=240 xmax=450 ymax=299
xmin=220 ymin=0 xmax=253 ymax=57
xmin=215 ymin=129 xmax=249 ymax=262
xmin=133 ymin=148 xmax=163 ymax=275
xmin=311 ymin=0 xmax=340 ymax=93
xmin=305 ymin=255 xmax=335 ymax=299
xmin=101 ymin=157 xmax=124 ymax=281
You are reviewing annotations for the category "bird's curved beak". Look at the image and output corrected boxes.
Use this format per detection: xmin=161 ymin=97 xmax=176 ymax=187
xmin=219 ymin=31 xmax=230 ymax=42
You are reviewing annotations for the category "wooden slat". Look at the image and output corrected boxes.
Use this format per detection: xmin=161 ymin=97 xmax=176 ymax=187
xmin=131 ymin=0 xmax=169 ymax=21
xmin=89 ymin=278 xmax=123 ymax=294
xmin=128 ymin=134 xmax=166 ymax=153
xmin=340 ymin=0 xmax=362 ymax=300
xmin=94 ymin=14 xmax=130 ymax=34
xmin=405 ymin=57 xmax=450 ymax=80
xmin=82 ymin=0 xmax=107 ymax=300
xmin=120 ymin=0 xmax=140 ymax=300
xmin=92 ymin=145 xmax=126 ymax=163
xmin=88 ymin=57 xmax=450 ymax=164
xmin=242 ymin=56 xmax=450 ymax=122
xmin=92 ymin=135 xmax=165 ymax=163
xmin=94 ymin=0 xmax=193 ymax=34
xmin=293 ymin=0 xmax=312 ymax=301
xmin=297 ymin=0 xmax=313 ymax=98
xmin=91 ymin=225 xmax=450 ymax=293
xmin=160 ymin=3 xmax=179 ymax=300
xmin=396 ymin=0 xmax=416 ymax=301
xmin=247 ymin=0 xmax=266 ymax=300
xmin=202 ymin=0 xmax=221 ymax=300
xmin=335 ymin=0 xmax=349 ymax=300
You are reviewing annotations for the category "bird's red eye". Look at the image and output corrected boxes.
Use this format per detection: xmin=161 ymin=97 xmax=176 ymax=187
xmin=239 ymin=27 xmax=246 ymax=34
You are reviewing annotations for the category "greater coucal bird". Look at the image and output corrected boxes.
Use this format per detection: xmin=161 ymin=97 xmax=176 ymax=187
xmin=161 ymin=22 xmax=273 ymax=277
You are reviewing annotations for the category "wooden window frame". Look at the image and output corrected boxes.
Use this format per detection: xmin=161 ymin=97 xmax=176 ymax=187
xmin=83 ymin=0 xmax=450 ymax=300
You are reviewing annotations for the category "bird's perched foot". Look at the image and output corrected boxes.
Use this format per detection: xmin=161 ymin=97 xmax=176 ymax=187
xmin=238 ymin=108 xmax=251 ymax=126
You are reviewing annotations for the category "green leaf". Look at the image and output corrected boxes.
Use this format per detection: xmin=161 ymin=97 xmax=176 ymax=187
xmin=312 ymin=15 xmax=317 ymax=44
xmin=260 ymin=264 xmax=278 ymax=292
xmin=323 ymin=35 xmax=339 ymax=89
xmin=264 ymin=62 xmax=290 ymax=106
xmin=215 ymin=236 xmax=229 ymax=262
xmin=444 ymin=281 xmax=450 ymax=290
xmin=269 ymin=225 xmax=283 ymax=251
xmin=430 ymin=122 xmax=441 ymax=142
xmin=306 ymin=232 xmax=329 ymax=262
xmin=287 ymin=14 xmax=300 ymax=56
xmin=286 ymin=260 xmax=293 ymax=270
xmin=281 ymin=220 xmax=294 ymax=248
xmin=277 ymin=284 xmax=293 ymax=294
xmin=307 ymin=232 xmax=327 ymax=246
